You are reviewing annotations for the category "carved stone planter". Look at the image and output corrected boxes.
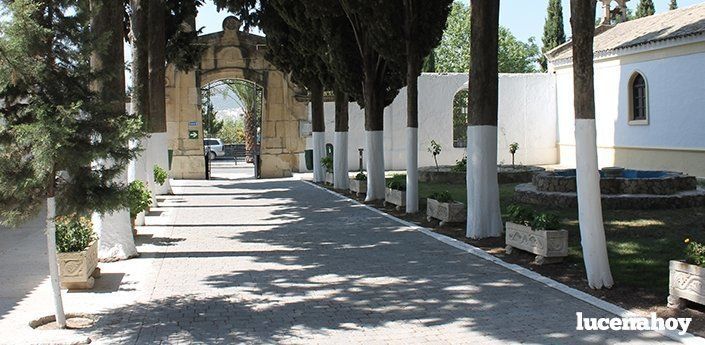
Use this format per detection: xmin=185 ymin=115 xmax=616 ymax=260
xmin=426 ymin=199 xmax=466 ymax=226
xmin=325 ymin=172 xmax=334 ymax=185
xmin=668 ymin=260 xmax=705 ymax=309
xmin=57 ymin=240 xmax=100 ymax=290
xmin=349 ymin=179 xmax=367 ymax=196
xmin=505 ymin=222 xmax=568 ymax=265
xmin=385 ymin=188 xmax=406 ymax=211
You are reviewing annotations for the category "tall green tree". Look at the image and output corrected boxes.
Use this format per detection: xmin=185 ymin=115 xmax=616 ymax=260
xmin=223 ymin=80 xmax=262 ymax=162
xmin=260 ymin=0 xmax=332 ymax=182
xmin=540 ymin=0 xmax=566 ymax=71
xmin=368 ymin=0 xmax=453 ymax=213
xmin=201 ymin=92 xmax=223 ymax=138
xmin=0 ymin=0 xmax=141 ymax=326
xmin=466 ymin=0 xmax=502 ymax=239
xmin=636 ymin=0 xmax=656 ymax=18
xmin=570 ymin=0 xmax=614 ymax=289
xmin=435 ymin=2 xmax=539 ymax=73
xmin=316 ymin=0 xmax=407 ymax=200
xmin=669 ymin=0 xmax=679 ymax=10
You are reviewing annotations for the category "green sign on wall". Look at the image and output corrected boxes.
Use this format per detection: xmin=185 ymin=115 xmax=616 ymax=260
xmin=188 ymin=130 xmax=199 ymax=139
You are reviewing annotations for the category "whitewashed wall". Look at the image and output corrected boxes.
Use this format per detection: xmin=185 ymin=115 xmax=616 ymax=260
xmin=307 ymin=73 xmax=558 ymax=171
xmin=555 ymin=48 xmax=705 ymax=168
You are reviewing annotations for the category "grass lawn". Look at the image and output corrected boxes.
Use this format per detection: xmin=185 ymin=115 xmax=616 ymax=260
xmin=418 ymin=181 xmax=705 ymax=296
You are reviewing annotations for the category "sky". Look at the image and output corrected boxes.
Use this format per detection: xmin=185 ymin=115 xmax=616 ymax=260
xmin=195 ymin=0 xmax=705 ymax=46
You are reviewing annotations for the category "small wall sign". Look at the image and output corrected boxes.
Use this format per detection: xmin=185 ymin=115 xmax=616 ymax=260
xmin=188 ymin=121 xmax=198 ymax=127
xmin=188 ymin=130 xmax=199 ymax=139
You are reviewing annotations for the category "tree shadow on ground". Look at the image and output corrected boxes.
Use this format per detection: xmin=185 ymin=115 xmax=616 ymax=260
xmin=89 ymin=180 xmax=672 ymax=344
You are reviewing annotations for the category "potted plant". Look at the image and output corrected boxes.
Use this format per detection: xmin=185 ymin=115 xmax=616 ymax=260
xmin=55 ymin=215 xmax=100 ymax=290
xmin=668 ymin=239 xmax=705 ymax=309
xmin=426 ymin=191 xmax=466 ymax=226
xmin=504 ymin=204 xmax=568 ymax=265
xmin=349 ymin=172 xmax=367 ymax=196
xmin=154 ymin=165 xmax=168 ymax=186
xmin=127 ymin=180 xmax=153 ymax=235
xmin=427 ymin=140 xmax=442 ymax=172
xmin=384 ymin=174 xmax=406 ymax=210
xmin=321 ymin=156 xmax=334 ymax=185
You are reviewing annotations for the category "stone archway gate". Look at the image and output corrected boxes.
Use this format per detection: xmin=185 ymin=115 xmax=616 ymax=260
xmin=166 ymin=17 xmax=309 ymax=179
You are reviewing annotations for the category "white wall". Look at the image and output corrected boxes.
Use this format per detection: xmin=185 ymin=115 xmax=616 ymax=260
xmin=309 ymin=73 xmax=558 ymax=171
xmin=555 ymin=48 xmax=705 ymax=167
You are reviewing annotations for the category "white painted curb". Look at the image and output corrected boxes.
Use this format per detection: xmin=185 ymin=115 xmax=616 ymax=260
xmin=301 ymin=179 xmax=703 ymax=344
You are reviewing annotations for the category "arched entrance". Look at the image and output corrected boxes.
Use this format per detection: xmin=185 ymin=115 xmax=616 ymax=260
xmin=202 ymin=78 xmax=264 ymax=179
xmin=165 ymin=16 xmax=308 ymax=179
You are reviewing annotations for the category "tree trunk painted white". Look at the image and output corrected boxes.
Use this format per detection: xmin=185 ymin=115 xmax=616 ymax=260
xmin=405 ymin=127 xmax=419 ymax=213
xmin=466 ymin=125 xmax=502 ymax=239
xmin=92 ymin=166 xmax=138 ymax=261
xmin=333 ymin=131 xmax=349 ymax=190
xmin=150 ymin=132 xmax=171 ymax=195
xmin=128 ymin=136 xmax=148 ymax=226
xmin=312 ymin=131 xmax=325 ymax=183
xmin=45 ymin=197 xmax=66 ymax=328
xmin=365 ymin=130 xmax=385 ymax=202
xmin=575 ymin=119 xmax=614 ymax=289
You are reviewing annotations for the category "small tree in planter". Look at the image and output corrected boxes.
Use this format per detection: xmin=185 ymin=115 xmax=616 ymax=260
xmin=426 ymin=191 xmax=466 ymax=226
xmin=504 ymin=205 xmax=568 ymax=265
xmin=385 ymin=174 xmax=407 ymax=210
xmin=321 ymin=156 xmax=334 ymax=185
xmin=153 ymin=165 xmax=168 ymax=187
xmin=427 ymin=140 xmax=442 ymax=172
xmin=55 ymin=215 xmax=100 ymax=290
xmin=668 ymin=239 xmax=705 ymax=309
xmin=509 ymin=142 xmax=519 ymax=168
xmin=127 ymin=180 xmax=153 ymax=235
xmin=349 ymin=172 xmax=367 ymax=196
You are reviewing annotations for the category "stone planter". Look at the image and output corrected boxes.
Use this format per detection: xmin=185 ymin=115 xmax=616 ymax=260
xmin=325 ymin=172 xmax=334 ymax=185
xmin=384 ymin=188 xmax=406 ymax=211
xmin=57 ymin=240 xmax=100 ymax=290
xmin=426 ymin=199 xmax=466 ymax=226
xmin=668 ymin=260 xmax=705 ymax=309
xmin=505 ymin=222 xmax=568 ymax=265
xmin=349 ymin=178 xmax=367 ymax=196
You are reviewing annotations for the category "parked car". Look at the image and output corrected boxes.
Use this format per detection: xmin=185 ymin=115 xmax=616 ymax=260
xmin=204 ymin=138 xmax=225 ymax=160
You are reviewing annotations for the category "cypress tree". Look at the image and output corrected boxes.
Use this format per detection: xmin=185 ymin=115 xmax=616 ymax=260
xmin=669 ymin=0 xmax=678 ymax=10
xmin=540 ymin=0 xmax=566 ymax=71
xmin=636 ymin=0 xmax=656 ymax=18
xmin=0 ymin=0 xmax=142 ymax=325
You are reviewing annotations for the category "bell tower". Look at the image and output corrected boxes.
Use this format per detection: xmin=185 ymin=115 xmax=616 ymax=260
xmin=598 ymin=0 xmax=629 ymax=25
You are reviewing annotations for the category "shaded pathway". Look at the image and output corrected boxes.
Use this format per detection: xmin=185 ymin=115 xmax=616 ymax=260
xmin=83 ymin=178 xmax=680 ymax=344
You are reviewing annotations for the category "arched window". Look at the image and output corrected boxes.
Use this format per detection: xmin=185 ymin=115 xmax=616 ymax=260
xmin=629 ymin=72 xmax=648 ymax=124
xmin=452 ymin=89 xmax=469 ymax=147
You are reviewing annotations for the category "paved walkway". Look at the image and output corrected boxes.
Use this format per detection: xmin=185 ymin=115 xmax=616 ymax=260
xmin=0 ymin=177 xmax=686 ymax=344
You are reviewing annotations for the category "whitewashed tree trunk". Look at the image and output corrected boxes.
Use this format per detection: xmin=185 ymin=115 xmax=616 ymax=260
xmin=312 ymin=131 xmax=325 ymax=183
xmin=128 ymin=136 xmax=148 ymax=226
xmin=575 ymin=119 xmax=614 ymax=289
xmin=365 ymin=130 xmax=385 ymax=201
xmin=150 ymin=132 xmax=171 ymax=195
xmin=466 ymin=125 xmax=502 ymax=239
xmin=405 ymin=127 xmax=419 ymax=213
xmin=45 ymin=197 xmax=66 ymax=328
xmin=334 ymin=131 xmax=349 ymax=189
xmin=93 ymin=164 xmax=138 ymax=261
